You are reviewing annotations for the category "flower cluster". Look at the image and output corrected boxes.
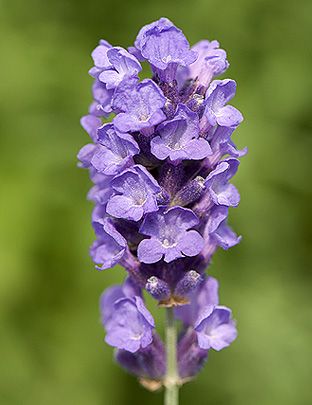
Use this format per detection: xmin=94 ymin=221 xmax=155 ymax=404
xmin=79 ymin=18 xmax=245 ymax=387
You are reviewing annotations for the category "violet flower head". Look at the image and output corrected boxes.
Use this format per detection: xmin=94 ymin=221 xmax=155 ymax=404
xmin=80 ymin=114 xmax=102 ymax=142
xmin=78 ymin=17 xmax=245 ymax=394
xmin=87 ymin=173 xmax=113 ymax=207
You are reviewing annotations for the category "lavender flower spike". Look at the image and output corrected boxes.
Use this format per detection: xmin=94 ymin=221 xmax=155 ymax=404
xmin=79 ymin=18 xmax=245 ymax=402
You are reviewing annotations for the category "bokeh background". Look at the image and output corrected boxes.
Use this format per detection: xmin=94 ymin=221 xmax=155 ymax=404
xmin=1 ymin=0 xmax=311 ymax=404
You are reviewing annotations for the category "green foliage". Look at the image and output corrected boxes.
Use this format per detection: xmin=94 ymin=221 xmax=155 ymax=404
xmin=0 ymin=0 xmax=311 ymax=403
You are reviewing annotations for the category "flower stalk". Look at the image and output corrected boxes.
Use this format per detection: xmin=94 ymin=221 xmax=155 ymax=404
xmin=165 ymin=307 xmax=179 ymax=405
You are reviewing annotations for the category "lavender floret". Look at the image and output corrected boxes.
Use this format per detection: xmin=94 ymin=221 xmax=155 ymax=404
xmin=201 ymin=79 xmax=243 ymax=130
xmin=113 ymin=77 xmax=166 ymax=133
xmin=184 ymin=40 xmax=229 ymax=89
xmin=92 ymin=123 xmax=139 ymax=174
xmin=107 ymin=165 xmax=161 ymax=221
xmin=205 ymin=158 xmax=240 ymax=207
xmin=137 ymin=207 xmax=204 ymax=264
xmin=195 ymin=305 xmax=237 ymax=351
xmin=90 ymin=218 xmax=127 ymax=270
xmin=100 ymin=282 xmax=155 ymax=353
xmin=135 ymin=17 xmax=197 ymax=82
xmin=99 ymin=47 xmax=142 ymax=89
xmin=150 ymin=104 xmax=212 ymax=163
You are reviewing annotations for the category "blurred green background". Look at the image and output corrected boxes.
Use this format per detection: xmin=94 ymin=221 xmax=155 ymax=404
xmin=0 ymin=0 xmax=311 ymax=404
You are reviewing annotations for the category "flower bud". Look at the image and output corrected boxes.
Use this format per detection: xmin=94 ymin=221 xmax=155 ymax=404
xmin=145 ymin=276 xmax=171 ymax=301
xmin=171 ymin=176 xmax=205 ymax=207
xmin=174 ymin=270 xmax=202 ymax=297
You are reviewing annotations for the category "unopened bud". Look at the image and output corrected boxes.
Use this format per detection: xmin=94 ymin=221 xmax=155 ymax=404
xmin=171 ymin=177 xmax=205 ymax=207
xmin=174 ymin=270 xmax=202 ymax=297
xmin=146 ymin=276 xmax=171 ymax=301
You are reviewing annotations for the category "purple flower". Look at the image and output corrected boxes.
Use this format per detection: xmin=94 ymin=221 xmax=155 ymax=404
xmin=88 ymin=173 xmax=113 ymax=206
xmin=203 ymin=79 xmax=243 ymax=128
xmin=89 ymin=39 xmax=112 ymax=77
xmin=172 ymin=176 xmax=205 ymax=207
xmin=80 ymin=114 xmax=102 ymax=142
xmin=137 ymin=207 xmax=204 ymax=263
xmin=106 ymin=165 xmax=161 ymax=221
xmin=188 ymin=40 xmax=229 ymax=87
xmin=135 ymin=18 xmax=197 ymax=82
xmin=90 ymin=218 xmax=127 ymax=270
xmin=113 ymin=78 xmax=166 ymax=132
xmin=204 ymin=206 xmax=241 ymax=252
xmin=91 ymin=123 xmax=139 ymax=175
xmin=205 ymin=158 xmax=240 ymax=207
xmin=100 ymin=286 xmax=155 ymax=353
xmin=150 ymin=104 xmax=212 ymax=163
xmin=195 ymin=305 xmax=237 ymax=351
xmin=212 ymin=221 xmax=241 ymax=250
xmin=99 ymin=47 xmax=142 ymax=89
xmin=77 ymin=143 xmax=97 ymax=168
xmin=91 ymin=79 xmax=114 ymax=116
xmin=100 ymin=278 xmax=142 ymax=324
xmin=206 ymin=126 xmax=247 ymax=167
xmin=100 ymin=285 xmax=125 ymax=324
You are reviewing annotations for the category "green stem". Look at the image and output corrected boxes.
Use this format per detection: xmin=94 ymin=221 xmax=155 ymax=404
xmin=164 ymin=307 xmax=179 ymax=405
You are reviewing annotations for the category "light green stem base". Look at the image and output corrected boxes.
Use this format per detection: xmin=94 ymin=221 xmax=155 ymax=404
xmin=164 ymin=307 xmax=179 ymax=405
